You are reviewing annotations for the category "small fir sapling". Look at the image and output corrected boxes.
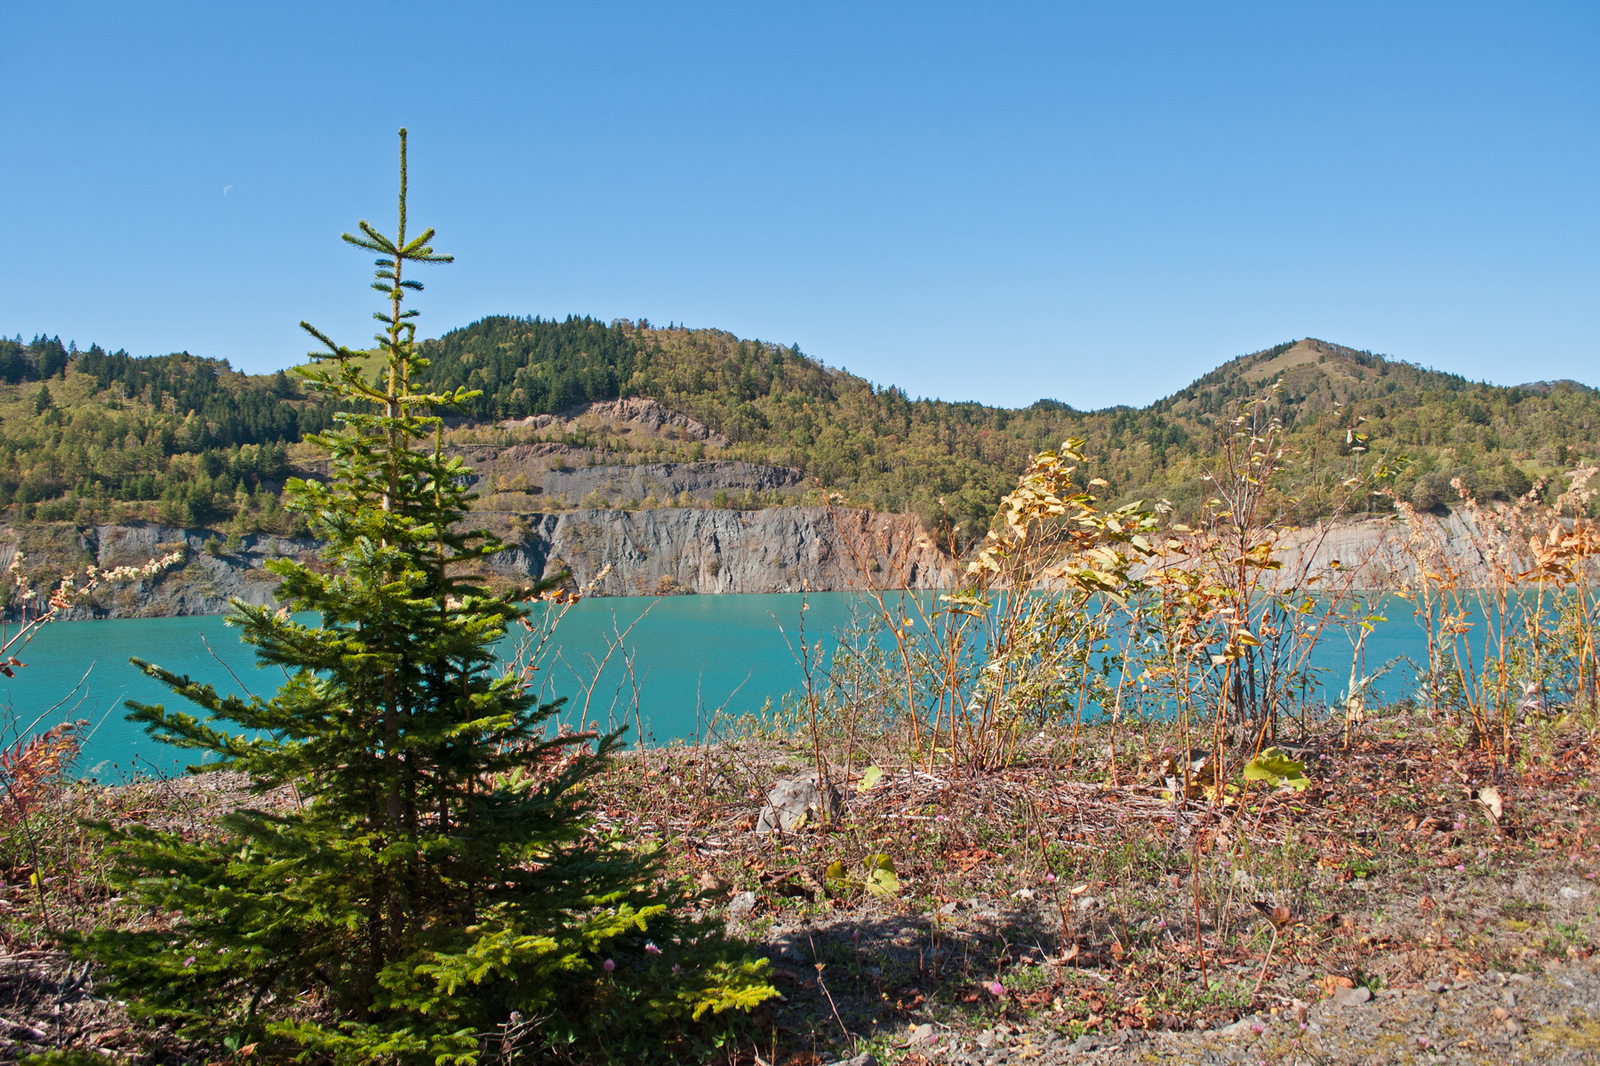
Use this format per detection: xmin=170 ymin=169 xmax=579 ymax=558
xmin=81 ymin=129 xmax=773 ymax=1065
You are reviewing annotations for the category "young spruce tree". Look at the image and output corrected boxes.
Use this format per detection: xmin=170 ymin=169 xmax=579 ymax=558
xmin=86 ymin=130 xmax=773 ymax=1064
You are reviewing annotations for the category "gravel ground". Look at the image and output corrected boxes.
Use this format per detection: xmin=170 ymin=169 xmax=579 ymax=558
xmin=8 ymin=716 xmax=1600 ymax=1063
xmin=874 ymin=961 xmax=1600 ymax=1064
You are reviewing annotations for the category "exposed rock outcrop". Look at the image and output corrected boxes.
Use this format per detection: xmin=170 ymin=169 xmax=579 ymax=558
xmin=2 ymin=505 xmax=955 ymax=620
xmin=447 ymin=449 xmax=809 ymax=509
xmin=489 ymin=506 xmax=955 ymax=596
xmin=538 ymin=461 xmax=805 ymax=506
xmin=499 ymin=396 xmax=731 ymax=447
xmin=0 ymin=524 xmax=321 ymax=621
xmin=1183 ymin=511 xmax=1596 ymax=591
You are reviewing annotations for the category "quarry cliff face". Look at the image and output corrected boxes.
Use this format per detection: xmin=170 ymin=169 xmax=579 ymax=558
xmin=2 ymin=505 xmax=954 ymax=620
xmin=536 ymin=461 xmax=806 ymax=507
xmin=6 ymin=504 xmax=1574 ymax=622
xmin=0 ymin=523 xmax=319 ymax=620
xmin=489 ymin=506 xmax=954 ymax=597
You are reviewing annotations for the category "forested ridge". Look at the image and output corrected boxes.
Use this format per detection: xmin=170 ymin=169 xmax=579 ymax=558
xmin=414 ymin=316 xmax=1600 ymax=538
xmin=3 ymin=321 xmax=1598 ymax=543
xmin=0 ymin=334 xmax=332 ymax=532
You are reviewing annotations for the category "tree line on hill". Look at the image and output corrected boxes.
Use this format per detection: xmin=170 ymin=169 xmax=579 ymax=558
xmin=2 ymin=322 xmax=1596 ymax=545
xmin=412 ymin=317 xmax=1600 ymax=541
xmin=0 ymin=334 xmax=333 ymax=532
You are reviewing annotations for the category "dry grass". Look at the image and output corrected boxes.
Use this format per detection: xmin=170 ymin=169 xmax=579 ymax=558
xmin=569 ymin=701 xmax=1600 ymax=1064
xmin=0 ymin=699 xmax=1597 ymax=1063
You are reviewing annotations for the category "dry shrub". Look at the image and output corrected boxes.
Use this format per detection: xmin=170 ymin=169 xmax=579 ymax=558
xmin=0 ymin=719 xmax=85 ymax=823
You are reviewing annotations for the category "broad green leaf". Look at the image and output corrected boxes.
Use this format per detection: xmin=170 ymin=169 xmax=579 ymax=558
xmin=1243 ymin=747 xmax=1311 ymax=791
xmin=857 ymin=765 xmax=883 ymax=792
xmin=863 ymin=854 xmax=900 ymax=897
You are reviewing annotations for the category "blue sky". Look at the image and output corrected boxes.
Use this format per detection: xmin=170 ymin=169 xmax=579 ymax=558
xmin=2 ymin=1 xmax=1595 ymax=409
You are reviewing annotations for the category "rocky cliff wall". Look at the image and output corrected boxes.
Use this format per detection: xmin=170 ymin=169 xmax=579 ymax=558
xmin=1136 ymin=511 xmax=1597 ymax=592
xmin=443 ymin=450 xmax=809 ymax=511
xmin=1265 ymin=511 xmax=1598 ymax=590
xmin=537 ymin=461 xmax=805 ymax=506
xmin=2 ymin=506 xmax=955 ymax=620
xmin=0 ymin=524 xmax=322 ymax=621
xmin=490 ymin=506 xmax=955 ymax=596
xmin=498 ymin=396 xmax=731 ymax=446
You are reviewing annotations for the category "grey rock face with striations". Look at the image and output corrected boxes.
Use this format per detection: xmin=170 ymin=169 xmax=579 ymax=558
xmin=491 ymin=506 xmax=954 ymax=596
xmin=3 ymin=502 xmax=954 ymax=621
xmin=86 ymin=524 xmax=320 ymax=619
xmin=0 ymin=523 xmax=321 ymax=621
xmin=499 ymin=396 xmax=731 ymax=446
xmin=538 ymin=461 xmax=805 ymax=506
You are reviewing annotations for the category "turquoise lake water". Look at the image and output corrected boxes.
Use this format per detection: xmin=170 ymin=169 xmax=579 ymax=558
xmin=2 ymin=591 xmax=1440 ymax=780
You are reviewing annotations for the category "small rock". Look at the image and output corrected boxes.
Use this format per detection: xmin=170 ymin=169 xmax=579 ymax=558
xmin=821 ymin=1055 xmax=876 ymax=1066
xmin=1425 ymin=980 xmax=1448 ymax=994
xmin=1492 ymin=1007 xmax=1510 ymax=1021
xmin=906 ymin=1023 xmax=936 ymax=1045
xmin=727 ymin=891 xmax=757 ymax=918
xmin=1068 ymin=1034 xmax=1102 ymax=1053
xmin=1504 ymin=1018 xmax=1524 ymax=1036
xmin=755 ymin=773 xmax=844 ymax=834
xmin=1559 ymin=885 xmax=1591 ymax=901
xmin=1332 ymin=985 xmax=1372 ymax=1007
xmin=1503 ymin=991 xmax=1518 ymax=1008
xmin=975 ymin=1029 xmax=996 ymax=1049
xmin=1076 ymin=895 xmax=1100 ymax=912
xmin=1217 ymin=1016 xmax=1262 ymax=1038
xmin=937 ymin=900 xmax=963 ymax=917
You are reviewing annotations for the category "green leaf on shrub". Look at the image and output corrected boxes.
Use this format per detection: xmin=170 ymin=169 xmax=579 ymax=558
xmin=864 ymin=854 xmax=900 ymax=897
xmin=858 ymin=765 xmax=883 ymax=792
xmin=1243 ymin=747 xmax=1311 ymax=791
xmin=824 ymin=855 xmax=900 ymax=897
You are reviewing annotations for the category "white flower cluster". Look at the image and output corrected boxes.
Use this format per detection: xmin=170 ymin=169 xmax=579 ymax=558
xmin=83 ymin=549 xmax=188 ymax=584
xmin=39 ymin=549 xmax=189 ymax=611
xmin=6 ymin=551 xmax=31 ymax=601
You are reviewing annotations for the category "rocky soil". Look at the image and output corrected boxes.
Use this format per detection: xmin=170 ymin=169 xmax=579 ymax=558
xmin=595 ymin=710 xmax=1600 ymax=1066
xmin=6 ymin=708 xmax=1600 ymax=1063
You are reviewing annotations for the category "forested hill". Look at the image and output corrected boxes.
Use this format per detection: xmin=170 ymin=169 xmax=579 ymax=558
xmin=2 ymin=322 xmax=1597 ymax=545
xmin=412 ymin=317 xmax=1600 ymax=536
xmin=0 ymin=335 xmax=333 ymax=531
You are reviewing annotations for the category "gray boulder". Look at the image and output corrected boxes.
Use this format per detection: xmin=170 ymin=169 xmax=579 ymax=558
xmin=756 ymin=772 xmax=843 ymax=833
